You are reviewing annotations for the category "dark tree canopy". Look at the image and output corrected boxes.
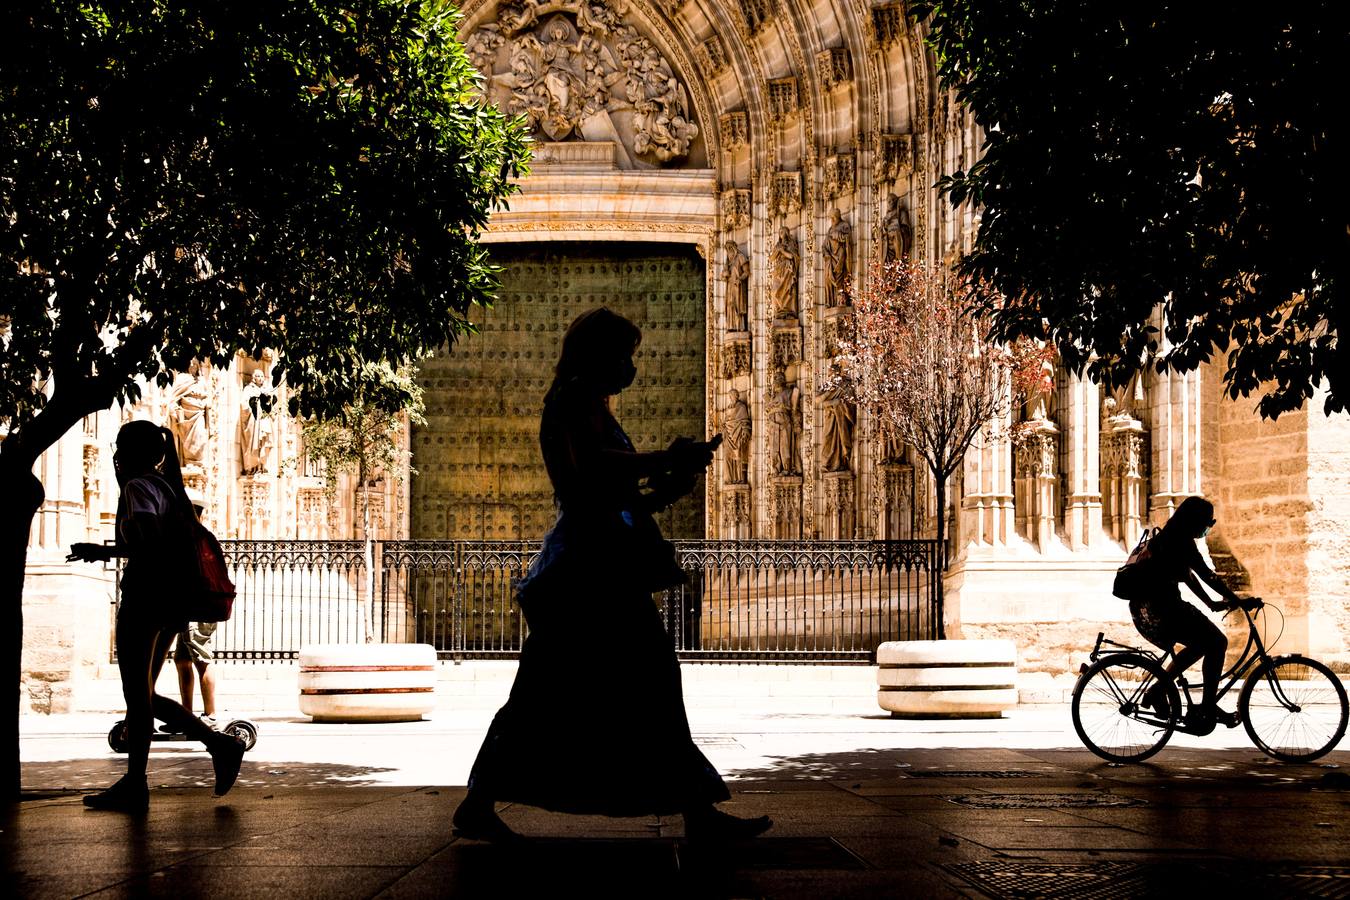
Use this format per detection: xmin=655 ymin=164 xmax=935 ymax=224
xmin=0 ymin=0 xmax=530 ymax=446
xmin=0 ymin=0 xmax=528 ymax=800
xmin=913 ymin=1 xmax=1348 ymax=417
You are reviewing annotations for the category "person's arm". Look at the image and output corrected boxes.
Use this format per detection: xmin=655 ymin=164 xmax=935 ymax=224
xmin=1182 ymin=542 xmax=1241 ymax=609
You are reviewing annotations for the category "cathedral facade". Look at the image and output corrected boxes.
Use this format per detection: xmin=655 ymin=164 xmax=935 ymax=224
xmin=19 ymin=0 xmax=1350 ymax=711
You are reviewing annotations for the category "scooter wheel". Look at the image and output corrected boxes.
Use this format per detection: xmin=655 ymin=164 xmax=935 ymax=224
xmin=108 ymin=720 xmax=129 ymax=754
xmin=224 ymin=720 xmax=258 ymax=751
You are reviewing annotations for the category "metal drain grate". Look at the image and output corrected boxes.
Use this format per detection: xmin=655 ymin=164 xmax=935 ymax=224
xmin=948 ymin=793 xmax=1143 ymax=809
xmin=1259 ymin=866 xmax=1350 ymax=900
xmin=904 ymin=770 xmax=1047 ymax=779
xmin=949 ymin=861 xmax=1215 ymax=900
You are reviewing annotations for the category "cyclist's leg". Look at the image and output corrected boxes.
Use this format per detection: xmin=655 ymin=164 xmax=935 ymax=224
xmin=1169 ymin=605 xmax=1227 ymax=716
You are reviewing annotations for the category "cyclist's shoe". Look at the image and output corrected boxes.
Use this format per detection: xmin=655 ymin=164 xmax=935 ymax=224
xmin=1215 ymin=708 xmax=1241 ymax=729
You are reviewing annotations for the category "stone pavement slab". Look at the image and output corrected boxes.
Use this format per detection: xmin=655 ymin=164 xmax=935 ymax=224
xmin=7 ymin=706 xmax=1349 ymax=898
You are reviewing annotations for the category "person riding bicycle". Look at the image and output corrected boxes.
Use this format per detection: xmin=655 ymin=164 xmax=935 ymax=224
xmin=1130 ymin=496 xmax=1257 ymax=734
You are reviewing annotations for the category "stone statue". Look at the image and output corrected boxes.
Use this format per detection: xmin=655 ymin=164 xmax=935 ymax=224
xmin=824 ymin=208 xmax=853 ymax=307
xmin=724 ymin=240 xmax=750 ymax=332
xmin=239 ymin=368 xmax=275 ymax=476
xmin=769 ymin=226 xmax=800 ymax=320
xmin=767 ymin=371 xmax=801 ymax=476
xmin=719 ymin=388 xmax=752 ymax=484
xmin=881 ymin=194 xmax=912 ymax=263
xmin=820 ymin=382 xmax=855 ymax=472
xmin=167 ymin=360 xmax=211 ymax=469
xmin=1027 ymin=356 xmax=1055 ymax=422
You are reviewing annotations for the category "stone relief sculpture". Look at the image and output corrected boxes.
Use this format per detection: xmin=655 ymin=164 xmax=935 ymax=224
xmin=167 ymin=360 xmax=211 ymax=469
xmin=824 ymin=208 xmax=852 ymax=307
xmin=819 ymin=382 xmax=855 ymax=472
xmin=724 ymin=240 xmax=750 ymax=332
xmin=239 ymin=368 xmax=275 ymax=476
xmin=767 ymin=371 xmax=801 ymax=476
xmin=719 ymin=388 xmax=752 ymax=484
xmin=470 ymin=0 xmax=699 ymax=167
xmin=769 ymin=226 xmax=800 ymax=320
xmin=881 ymin=194 xmax=912 ymax=263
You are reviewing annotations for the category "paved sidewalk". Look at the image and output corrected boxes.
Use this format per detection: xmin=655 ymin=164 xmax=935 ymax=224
xmin=7 ymin=705 xmax=1350 ymax=898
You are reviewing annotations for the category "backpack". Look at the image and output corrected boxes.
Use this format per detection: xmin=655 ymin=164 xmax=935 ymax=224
xmin=1112 ymin=527 xmax=1159 ymax=600
xmin=150 ymin=475 xmax=237 ymax=622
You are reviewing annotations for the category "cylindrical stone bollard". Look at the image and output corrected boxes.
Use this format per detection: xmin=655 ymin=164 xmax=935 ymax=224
xmin=298 ymin=643 xmax=437 ymax=723
xmin=876 ymin=639 xmax=1018 ymax=718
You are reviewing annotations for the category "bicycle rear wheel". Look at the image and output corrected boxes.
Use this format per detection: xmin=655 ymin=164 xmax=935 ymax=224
xmin=1239 ymin=656 xmax=1348 ymax=762
xmin=1072 ymin=654 xmax=1178 ymax=763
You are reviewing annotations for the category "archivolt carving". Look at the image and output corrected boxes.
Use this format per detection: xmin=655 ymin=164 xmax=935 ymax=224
xmin=768 ymin=77 xmax=800 ymax=124
xmin=468 ymin=0 xmax=699 ymax=166
xmin=871 ymin=4 xmax=906 ymax=47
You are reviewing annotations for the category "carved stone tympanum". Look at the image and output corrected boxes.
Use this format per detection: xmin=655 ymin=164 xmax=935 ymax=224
xmin=468 ymin=0 xmax=700 ymax=167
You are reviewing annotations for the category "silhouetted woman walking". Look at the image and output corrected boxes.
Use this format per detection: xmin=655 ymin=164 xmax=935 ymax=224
xmin=68 ymin=420 xmax=245 ymax=811
xmin=453 ymin=308 xmax=771 ymax=842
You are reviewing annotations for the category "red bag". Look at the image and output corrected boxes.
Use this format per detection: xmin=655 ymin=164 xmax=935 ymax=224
xmin=186 ymin=520 xmax=236 ymax=622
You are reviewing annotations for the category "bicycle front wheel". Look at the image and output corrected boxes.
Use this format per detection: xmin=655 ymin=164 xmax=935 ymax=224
xmin=1072 ymin=654 xmax=1178 ymax=763
xmin=1240 ymin=656 xmax=1348 ymax=762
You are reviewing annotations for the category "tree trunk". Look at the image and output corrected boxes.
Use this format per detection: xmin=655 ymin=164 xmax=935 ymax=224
xmin=932 ymin=468 xmax=947 ymax=641
xmin=359 ymin=460 xmax=375 ymax=644
xmin=2 ymin=464 xmax=46 ymax=802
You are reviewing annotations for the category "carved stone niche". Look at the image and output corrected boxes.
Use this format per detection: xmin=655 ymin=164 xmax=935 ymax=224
xmin=771 ymin=171 xmax=802 ymax=217
xmin=817 ymin=48 xmax=852 ymax=92
xmin=719 ymin=111 xmax=749 ymax=150
xmin=771 ymin=323 xmax=802 ymax=370
xmin=871 ymin=3 xmax=907 ymax=47
xmin=740 ymin=0 xmax=773 ymax=34
xmin=823 ymin=470 xmax=856 ymax=540
xmin=722 ymin=483 xmax=751 ymax=534
xmin=721 ymin=334 xmax=753 ymax=377
xmin=770 ymin=477 xmax=803 ymax=539
xmin=768 ymin=77 xmax=800 ymax=124
xmin=874 ymin=133 xmax=913 ymax=185
xmin=820 ymin=306 xmax=853 ymax=358
xmin=700 ymin=36 xmax=728 ymax=73
xmin=823 ymin=151 xmax=856 ymax=199
xmin=721 ymin=188 xmax=752 ymax=229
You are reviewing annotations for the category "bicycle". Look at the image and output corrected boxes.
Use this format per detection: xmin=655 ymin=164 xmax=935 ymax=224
xmin=1071 ymin=598 xmax=1348 ymax=763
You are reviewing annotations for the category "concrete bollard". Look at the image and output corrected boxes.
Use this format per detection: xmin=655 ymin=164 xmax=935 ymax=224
xmin=876 ymin=639 xmax=1018 ymax=718
xmin=298 ymin=643 xmax=437 ymax=723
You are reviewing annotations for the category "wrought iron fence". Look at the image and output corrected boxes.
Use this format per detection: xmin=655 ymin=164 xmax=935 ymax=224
xmin=124 ymin=538 xmax=940 ymax=662
xmin=381 ymin=539 xmax=940 ymax=662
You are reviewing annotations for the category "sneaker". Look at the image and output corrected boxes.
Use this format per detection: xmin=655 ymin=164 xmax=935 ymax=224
xmin=452 ymin=800 xmax=522 ymax=843
xmin=1185 ymin=705 xmax=1217 ymax=736
xmin=83 ymin=779 xmax=149 ymax=813
xmin=199 ymin=715 xmax=218 ymax=730
xmin=1215 ymin=708 xmax=1241 ymax=729
xmin=210 ymin=733 xmax=247 ymax=797
xmin=1140 ymin=683 xmax=1173 ymax=718
xmin=157 ymin=722 xmax=184 ymax=735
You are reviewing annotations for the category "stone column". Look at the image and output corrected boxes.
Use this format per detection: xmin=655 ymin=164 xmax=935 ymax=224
xmin=1061 ymin=372 xmax=1104 ymax=550
xmin=1149 ymin=365 xmax=1203 ymax=521
xmin=960 ymin=407 xmax=1015 ymax=548
xmin=1015 ymin=423 xmax=1059 ymax=549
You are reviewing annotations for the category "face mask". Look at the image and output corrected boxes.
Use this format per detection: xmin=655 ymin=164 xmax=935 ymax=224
xmin=605 ymin=358 xmax=636 ymax=393
xmin=1200 ymin=525 xmax=1212 ymax=538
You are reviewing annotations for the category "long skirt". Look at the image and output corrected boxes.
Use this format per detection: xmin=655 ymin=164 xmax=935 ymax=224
xmin=465 ymin=581 xmax=729 ymax=817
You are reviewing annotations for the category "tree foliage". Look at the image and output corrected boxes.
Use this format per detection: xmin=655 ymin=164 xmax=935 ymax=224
xmin=831 ymin=261 xmax=1012 ymax=624
xmin=0 ymin=0 xmax=530 ymax=446
xmin=912 ymin=0 xmax=1347 ymax=417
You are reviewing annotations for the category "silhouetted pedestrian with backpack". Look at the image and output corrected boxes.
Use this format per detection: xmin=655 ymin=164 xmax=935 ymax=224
xmin=453 ymin=308 xmax=771 ymax=843
xmin=68 ymin=420 xmax=245 ymax=811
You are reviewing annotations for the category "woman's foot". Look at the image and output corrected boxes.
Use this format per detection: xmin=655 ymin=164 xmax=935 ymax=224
xmin=684 ymin=807 xmax=773 ymax=843
xmin=1140 ymin=682 xmax=1173 ymax=718
xmin=452 ymin=799 xmax=521 ymax=843
xmin=83 ymin=778 xmax=149 ymax=813
xmin=209 ymin=733 xmax=247 ymax=797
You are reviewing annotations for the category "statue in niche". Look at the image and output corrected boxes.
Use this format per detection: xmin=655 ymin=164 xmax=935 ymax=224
xmin=767 ymin=371 xmax=801 ymax=476
xmin=824 ymin=208 xmax=853 ymax=307
xmin=881 ymin=194 xmax=912 ymax=263
xmin=1105 ymin=370 xmax=1145 ymax=425
xmin=167 ymin=360 xmax=211 ymax=469
xmin=472 ymin=0 xmax=699 ymax=167
xmin=1026 ymin=355 xmax=1055 ymax=422
xmin=239 ymin=368 xmax=275 ymax=476
xmin=769 ymin=225 xmax=800 ymax=320
xmin=819 ymin=381 xmax=855 ymax=473
xmin=724 ymin=240 xmax=750 ymax=332
xmin=719 ymin=388 xmax=752 ymax=484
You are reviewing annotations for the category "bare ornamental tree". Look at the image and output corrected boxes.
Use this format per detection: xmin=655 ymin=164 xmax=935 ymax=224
xmin=830 ymin=261 xmax=1013 ymax=637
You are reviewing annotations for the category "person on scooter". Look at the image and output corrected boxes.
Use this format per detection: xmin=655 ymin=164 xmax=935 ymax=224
xmin=1132 ymin=496 xmax=1256 ymax=734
